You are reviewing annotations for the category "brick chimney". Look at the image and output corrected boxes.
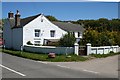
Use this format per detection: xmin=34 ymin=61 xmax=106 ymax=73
xmin=8 ymin=11 xmax=14 ymax=19
xmin=15 ymin=10 xmax=21 ymax=27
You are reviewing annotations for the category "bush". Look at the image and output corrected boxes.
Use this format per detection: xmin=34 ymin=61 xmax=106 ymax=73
xmin=109 ymin=51 xmax=114 ymax=53
xmin=27 ymin=41 xmax=33 ymax=45
xmin=59 ymin=32 xmax=76 ymax=47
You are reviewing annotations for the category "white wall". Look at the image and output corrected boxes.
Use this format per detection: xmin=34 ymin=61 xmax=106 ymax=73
xmin=75 ymin=32 xmax=82 ymax=38
xmin=23 ymin=15 xmax=67 ymax=46
xmin=12 ymin=28 xmax=23 ymax=50
xmin=3 ymin=19 xmax=12 ymax=49
xmin=119 ymin=47 xmax=120 ymax=52
xmin=86 ymin=44 xmax=120 ymax=55
xmin=24 ymin=45 xmax=74 ymax=54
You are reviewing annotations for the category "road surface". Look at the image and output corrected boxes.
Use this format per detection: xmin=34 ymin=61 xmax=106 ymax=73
xmin=1 ymin=52 xmax=119 ymax=79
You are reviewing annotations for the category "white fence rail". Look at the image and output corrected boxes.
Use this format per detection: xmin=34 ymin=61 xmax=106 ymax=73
xmin=86 ymin=43 xmax=120 ymax=55
xmin=119 ymin=47 xmax=120 ymax=52
xmin=24 ymin=45 xmax=74 ymax=54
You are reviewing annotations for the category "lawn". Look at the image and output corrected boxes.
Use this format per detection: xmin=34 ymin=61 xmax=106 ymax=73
xmin=2 ymin=49 xmax=89 ymax=62
xmin=2 ymin=49 xmax=120 ymax=62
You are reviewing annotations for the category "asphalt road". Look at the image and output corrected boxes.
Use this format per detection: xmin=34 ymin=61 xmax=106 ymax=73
xmin=1 ymin=52 xmax=119 ymax=78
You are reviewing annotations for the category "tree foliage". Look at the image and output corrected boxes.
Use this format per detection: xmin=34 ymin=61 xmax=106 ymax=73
xmin=45 ymin=15 xmax=58 ymax=21
xmin=59 ymin=32 xmax=76 ymax=47
xmin=71 ymin=18 xmax=120 ymax=46
xmin=72 ymin=18 xmax=120 ymax=32
xmin=80 ymin=29 xmax=120 ymax=46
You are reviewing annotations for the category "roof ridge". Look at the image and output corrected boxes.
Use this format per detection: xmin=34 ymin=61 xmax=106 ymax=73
xmin=22 ymin=13 xmax=41 ymax=20
xmin=52 ymin=21 xmax=81 ymax=26
xmin=52 ymin=21 xmax=85 ymax=32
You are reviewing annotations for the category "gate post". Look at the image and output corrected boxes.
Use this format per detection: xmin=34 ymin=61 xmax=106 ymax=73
xmin=86 ymin=43 xmax=91 ymax=55
xmin=74 ymin=43 xmax=79 ymax=56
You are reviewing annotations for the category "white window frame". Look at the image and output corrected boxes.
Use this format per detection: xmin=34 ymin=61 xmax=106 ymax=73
xmin=34 ymin=41 xmax=41 ymax=45
xmin=50 ymin=30 xmax=55 ymax=37
xmin=34 ymin=29 xmax=40 ymax=37
xmin=78 ymin=32 xmax=82 ymax=38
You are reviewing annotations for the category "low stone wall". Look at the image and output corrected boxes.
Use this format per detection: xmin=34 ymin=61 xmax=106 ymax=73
xmin=24 ymin=45 xmax=74 ymax=54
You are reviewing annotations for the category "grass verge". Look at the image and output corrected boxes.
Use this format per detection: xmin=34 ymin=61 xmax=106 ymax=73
xmin=2 ymin=49 xmax=88 ymax=62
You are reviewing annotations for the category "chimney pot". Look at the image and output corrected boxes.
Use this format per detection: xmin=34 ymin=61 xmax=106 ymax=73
xmin=8 ymin=11 xmax=14 ymax=19
xmin=15 ymin=10 xmax=21 ymax=27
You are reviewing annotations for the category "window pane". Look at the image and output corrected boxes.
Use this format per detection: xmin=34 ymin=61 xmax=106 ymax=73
xmin=34 ymin=41 xmax=40 ymax=44
xmin=50 ymin=30 xmax=55 ymax=37
xmin=78 ymin=32 xmax=80 ymax=37
xmin=78 ymin=32 xmax=82 ymax=38
xmin=35 ymin=29 xmax=40 ymax=37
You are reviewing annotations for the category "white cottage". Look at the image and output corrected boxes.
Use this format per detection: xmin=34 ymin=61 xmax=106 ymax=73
xmin=3 ymin=10 xmax=85 ymax=50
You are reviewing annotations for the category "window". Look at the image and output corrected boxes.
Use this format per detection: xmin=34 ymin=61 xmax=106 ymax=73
xmin=78 ymin=32 xmax=82 ymax=37
xmin=41 ymin=19 xmax=43 ymax=22
xmin=41 ymin=15 xmax=43 ymax=22
xmin=72 ymin=32 xmax=74 ymax=36
xmin=34 ymin=41 xmax=40 ymax=44
xmin=78 ymin=32 xmax=80 ymax=37
xmin=50 ymin=30 xmax=55 ymax=37
xmin=35 ymin=29 xmax=40 ymax=37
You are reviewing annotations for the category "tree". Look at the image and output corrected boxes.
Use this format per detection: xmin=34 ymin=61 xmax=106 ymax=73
xmin=59 ymin=32 xmax=76 ymax=47
xmin=45 ymin=15 xmax=58 ymax=21
xmin=114 ymin=32 xmax=120 ymax=46
xmin=0 ymin=20 xmax=3 ymax=30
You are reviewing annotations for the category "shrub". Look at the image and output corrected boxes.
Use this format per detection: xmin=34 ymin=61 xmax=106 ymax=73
xmin=59 ymin=32 xmax=76 ymax=47
xmin=109 ymin=51 xmax=114 ymax=53
xmin=27 ymin=41 xmax=33 ymax=45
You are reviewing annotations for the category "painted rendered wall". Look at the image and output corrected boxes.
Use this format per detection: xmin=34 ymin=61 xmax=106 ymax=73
xmin=3 ymin=19 xmax=12 ymax=49
xmin=24 ymin=45 xmax=74 ymax=54
xmin=12 ymin=28 xmax=23 ymax=50
xmin=23 ymin=15 xmax=67 ymax=45
xmin=3 ymin=19 xmax=23 ymax=50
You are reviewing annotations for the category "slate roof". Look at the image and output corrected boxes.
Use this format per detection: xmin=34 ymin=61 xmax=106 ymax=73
xmin=52 ymin=21 xmax=84 ymax=32
xmin=9 ymin=14 xmax=41 ymax=28
xmin=20 ymin=14 xmax=41 ymax=27
xmin=9 ymin=14 xmax=85 ymax=32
